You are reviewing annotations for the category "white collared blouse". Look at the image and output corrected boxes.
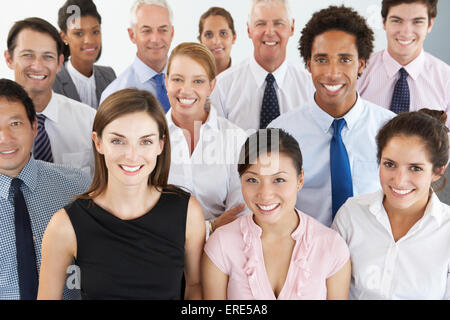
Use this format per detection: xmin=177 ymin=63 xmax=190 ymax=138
xmin=332 ymin=190 xmax=450 ymax=300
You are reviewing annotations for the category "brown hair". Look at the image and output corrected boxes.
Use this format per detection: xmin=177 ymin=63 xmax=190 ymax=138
xmin=167 ymin=42 xmax=217 ymax=81
xmin=7 ymin=17 xmax=65 ymax=57
xmin=79 ymin=89 xmax=172 ymax=199
xmin=198 ymin=6 xmax=236 ymax=40
xmin=376 ymin=108 xmax=449 ymax=188
xmin=238 ymin=128 xmax=303 ymax=176
xmin=381 ymin=0 xmax=438 ymax=22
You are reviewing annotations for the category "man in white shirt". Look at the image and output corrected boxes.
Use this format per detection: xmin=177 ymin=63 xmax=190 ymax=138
xmin=210 ymin=0 xmax=313 ymax=131
xmin=269 ymin=6 xmax=395 ymax=227
xmin=100 ymin=0 xmax=174 ymax=112
xmin=5 ymin=17 xmax=95 ymax=176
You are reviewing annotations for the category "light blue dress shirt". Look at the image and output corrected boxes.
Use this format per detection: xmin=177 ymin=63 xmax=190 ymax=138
xmin=269 ymin=94 xmax=395 ymax=227
xmin=99 ymin=55 xmax=167 ymax=105
xmin=0 ymin=157 xmax=91 ymax=299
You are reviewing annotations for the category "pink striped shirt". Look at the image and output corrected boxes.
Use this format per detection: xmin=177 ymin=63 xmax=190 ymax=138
xmin=357 ymin=49 xmax=450 ymax=127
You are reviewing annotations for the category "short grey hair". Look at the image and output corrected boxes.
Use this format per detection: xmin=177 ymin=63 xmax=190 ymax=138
xmin=130 ymin=0 xmax=173 ymax=27
xmin=248 ymin=0 xmax=293 ymax=27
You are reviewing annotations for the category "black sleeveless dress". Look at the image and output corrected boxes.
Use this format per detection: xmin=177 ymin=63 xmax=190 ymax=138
xmin=65 ymin=188 xmax=190 ymax=300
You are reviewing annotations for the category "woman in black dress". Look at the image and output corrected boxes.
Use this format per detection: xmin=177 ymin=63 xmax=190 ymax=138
xmin=37 ymin=89 xmax=205 ymax=299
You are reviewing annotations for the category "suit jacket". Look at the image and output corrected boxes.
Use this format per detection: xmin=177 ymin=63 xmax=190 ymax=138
xmin=53 ymin=63 xmax=116 ymax=109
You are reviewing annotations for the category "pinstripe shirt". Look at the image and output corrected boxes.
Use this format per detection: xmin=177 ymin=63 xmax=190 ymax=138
xmin=0 ymin=157 xmax=90 ymax=300
xmin=357 ymin=49 xmax=450 ymax=128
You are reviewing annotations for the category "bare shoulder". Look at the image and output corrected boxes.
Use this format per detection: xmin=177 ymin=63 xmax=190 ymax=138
xmin=45 ymin=208 xmax=76 ymax=245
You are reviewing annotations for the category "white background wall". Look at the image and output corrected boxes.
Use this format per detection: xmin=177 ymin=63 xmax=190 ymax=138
xmin=0 ymin=0 xmax=447 ymax=79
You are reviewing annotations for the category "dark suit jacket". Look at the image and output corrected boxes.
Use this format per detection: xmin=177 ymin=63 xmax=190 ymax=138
xmin=53 ymin=63 xmax=116 ymax=109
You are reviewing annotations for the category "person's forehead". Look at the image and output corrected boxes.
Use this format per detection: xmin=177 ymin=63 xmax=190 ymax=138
xmin=251 ymin=1 xmax=288 ymax=20
xmin=0 ymin=97 xmax=28 ymax=119
xmin=136 ymin=4 xmax=171 ymax=26
xmin=15 ymin=28 xmax=58 ymax=52
xmin=312 ymin=30 xmax=358 ymax=52
xmin=387 ymin=2 xmax=429 ymax=18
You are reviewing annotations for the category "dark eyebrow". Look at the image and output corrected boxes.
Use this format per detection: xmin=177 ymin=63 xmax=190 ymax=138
xmin=244 ymin=171 xmax=288 ymax=176
xmin=109 ymin=132 xmax=157 ymax=139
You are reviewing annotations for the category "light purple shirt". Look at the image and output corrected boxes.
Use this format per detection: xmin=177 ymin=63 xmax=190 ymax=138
xmin=358 ymin=49 xmax=450 ymax=127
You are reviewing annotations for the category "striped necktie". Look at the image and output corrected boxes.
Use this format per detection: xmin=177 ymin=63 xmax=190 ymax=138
xmin=33 ymin=114 xmax=53 ymax=163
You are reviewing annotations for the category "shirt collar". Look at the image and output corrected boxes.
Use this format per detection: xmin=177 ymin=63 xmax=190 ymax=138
xmin=243 ymin=208 xmax=305 ymax=241
xmin=368 ymin=189 xmax=446 ymax=227
xmin=166 ymin=107 xmax=220 ymax=133
xmin=0 ymin=156 xmax=38 ymax=200
xmin=39 ymin=91 xmax=59 ymax=123
xmin=382 ymin=49 xmax=425 ymax=81
xmin=423 ymin=191 xmax=446 ymax=227
xmin=132 ymin=55 xmax=167 ymax=83
xmin=309 ymin=92 xmax=364 ymax=133
xmin=249 ymin=55 xmax=288 ymax=89
xmin=67 ymin=59 xmax=95 ymax=81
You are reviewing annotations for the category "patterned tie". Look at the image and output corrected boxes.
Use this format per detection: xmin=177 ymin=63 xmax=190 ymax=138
xmin=153 ymin=73 xmax=171 ymax=113
xmin=260 ymin=73 xmax=280 ymax=129
xmin=390 ymin=68 xmax=410 ymax=114
xmin=33 ymin=114 xmax=53 ymax=163
xmin=330 ymin=119 xmax=353 ymax=218
xmin=10 ymin=178 xmax=39 ymax=300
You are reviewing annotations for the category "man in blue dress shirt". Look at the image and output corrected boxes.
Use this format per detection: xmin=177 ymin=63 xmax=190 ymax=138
xmin=269 ymin=6 xmax=395 ymax=227
xmin=0 ymin=79 xmax=90 ymax=299
xmin=100 ymin=0 xmax=174 ymax=112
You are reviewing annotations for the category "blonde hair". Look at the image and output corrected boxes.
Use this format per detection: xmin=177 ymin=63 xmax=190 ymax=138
xmin=167 ymin=42 xmax=217 ymax=81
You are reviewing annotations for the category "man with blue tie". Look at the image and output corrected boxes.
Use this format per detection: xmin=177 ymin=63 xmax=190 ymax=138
xmin=269 ymin=6 xmax=395 ymax=227
xmin=100 ymin=0 xmax=173 ymax=112
xmin=0 ymin=79 xmax=90 ymax=299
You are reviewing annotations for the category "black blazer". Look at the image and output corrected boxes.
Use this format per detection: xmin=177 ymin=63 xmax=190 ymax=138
xmin=53 ymin=63 xmax=116 ymax=109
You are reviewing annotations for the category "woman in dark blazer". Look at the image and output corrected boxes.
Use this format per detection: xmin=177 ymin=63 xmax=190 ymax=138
xmin=53 ymin=0 xmax=116 ymax=109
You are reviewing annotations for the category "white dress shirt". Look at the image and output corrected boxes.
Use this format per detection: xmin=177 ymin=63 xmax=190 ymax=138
xmin=40 ymin=92 xmax=96 ymax=176
xmin=66 ymin=60 xmax=98 ymax=108
xmin=166 ymin=107 xmax=248 ymax=222
xmin=210 ymin=56 xmax=314 ymax=131
xmin=268 ymin=95 xmax=395 ymax=227
xmin=332 ymin=190 xmax=450 ymax=300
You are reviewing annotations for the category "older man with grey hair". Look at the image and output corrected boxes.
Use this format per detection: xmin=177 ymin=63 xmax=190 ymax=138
xmin=100 ymin=0 xmax=174 ymax=111
xmin=210 ymin=0 xmax=314 ymax=131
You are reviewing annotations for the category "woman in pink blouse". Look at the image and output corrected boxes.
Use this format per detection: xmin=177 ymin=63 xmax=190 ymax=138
xmin=202 ymin=128 xmax=351 ymax=300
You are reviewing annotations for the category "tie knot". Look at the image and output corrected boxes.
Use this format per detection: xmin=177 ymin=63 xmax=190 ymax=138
xmin=332 ymin=118 xmax=346 ymax=136
xmin=266 ymin=73 xmax=275 ymax=85
xmin=399 ymin=68 xmax=408 ymax=79
xmin=153 ymin=73 xmax=165 ymax=85
xmin=10 ymin=178 xmax=23 ymax=195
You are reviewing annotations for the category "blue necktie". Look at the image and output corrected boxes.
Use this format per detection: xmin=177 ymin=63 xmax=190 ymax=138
xmin=260 ymin=73 xmax=280 ymax=129
xmin=11 ymin=178 xmax=39 ymax=300
xmin=33 ymin=114 xmax=53 ymax=163
xmin=330 ymin=119 xmax=353 ymax=218
xmin=390 ymin=68 xmax=410 ymax=114
xmin=153 ymin=73 xmax=171 ymax=113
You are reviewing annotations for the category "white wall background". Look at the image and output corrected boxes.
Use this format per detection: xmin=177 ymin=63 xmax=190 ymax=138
xmin=0 ymin=0 xmax=447 ymax=79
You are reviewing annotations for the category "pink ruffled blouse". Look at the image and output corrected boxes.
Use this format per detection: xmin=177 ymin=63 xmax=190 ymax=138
xmin=204 ymin=209 xmax=350 ymax=300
